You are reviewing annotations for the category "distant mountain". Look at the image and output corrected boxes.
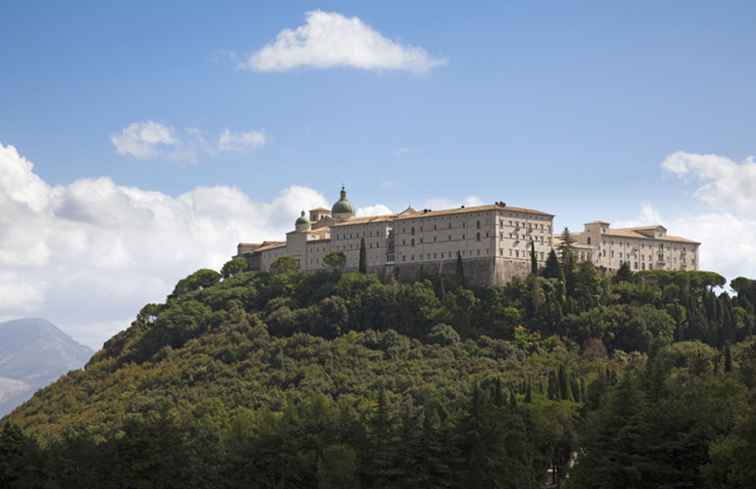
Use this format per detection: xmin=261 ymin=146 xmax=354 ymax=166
xmin=0 ymin=318 xmax=93 ymax=417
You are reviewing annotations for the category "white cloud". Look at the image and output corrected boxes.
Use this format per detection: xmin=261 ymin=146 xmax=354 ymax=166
xmin=111 ymin=121 xmax=177 ymax=160
xmin=0 ymin=142 xmax=328 ymax=348
xmin=112 ymin=122 xmax=267 ymax=162
xmin=357 ymin=204 xmax=393 ymax=217
xmin=662 ymin=151 xmax=756 ymax=215
xmin=242 ymin=10 xmax=447 ymax=73
xmin=218 ymin=129 xmax=267 ymax=152
xmin=423 ymin=195 xmax=483 ymax=211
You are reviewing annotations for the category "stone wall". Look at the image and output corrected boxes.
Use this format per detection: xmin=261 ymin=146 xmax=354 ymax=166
xmin=375 ymin=257 xmax=496 ymax=287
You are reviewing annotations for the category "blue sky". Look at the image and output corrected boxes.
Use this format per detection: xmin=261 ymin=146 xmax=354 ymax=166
xmin=2 ymin=2 xmax=756 ymax=346
xmin=3 ymin=2 xmax=755 ymax=222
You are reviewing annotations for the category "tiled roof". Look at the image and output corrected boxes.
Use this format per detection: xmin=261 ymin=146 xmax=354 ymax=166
xmin=394 ymin=204 xmax=553 ymax=220
xmin=254 ymin=241 xmax=286 ymax=252
xmin=331 ymin=214 xmax=397 ymax=226
xmin=605 ymin=228 xmax=699 ymax=244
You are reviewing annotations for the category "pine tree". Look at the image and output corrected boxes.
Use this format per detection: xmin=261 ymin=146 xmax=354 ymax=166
xmin=359 ymin=237 xmax=367 ymax=274
xmin=530 ymin=240 xmax=538 ymax=275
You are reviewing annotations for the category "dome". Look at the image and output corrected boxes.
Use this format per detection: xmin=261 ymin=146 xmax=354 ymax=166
xmin=331 ymin=186 xmax=354 ymax=218
xmin=295 ymin=210 xmax=311 ymax=231
xmin=295 ymin=211 xmax=309 ymax=225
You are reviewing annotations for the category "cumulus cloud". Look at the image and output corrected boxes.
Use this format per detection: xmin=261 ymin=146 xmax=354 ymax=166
xmin=662 ymin=151 xmax=756 ymax=214
xmin=112 ymin=122 xmax=266 ymax=162
xmin=218 ymin=129 xmax=267 ymax=152
xmin=0 ymin=142 xmax=328 ymax=348
xmin=424 ymin=195 xmax=483 ymax=211
xmin=357 ymin=204 xmax=393 ymax=217
xmin=111 ymin=121 xmax=177 ymax=160
xmin=241 ymin=10 xmax=447 ymax=73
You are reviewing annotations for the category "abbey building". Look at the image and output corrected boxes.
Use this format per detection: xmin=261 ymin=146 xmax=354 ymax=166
xmin=237 ymin=187 xmax=700 ymax=286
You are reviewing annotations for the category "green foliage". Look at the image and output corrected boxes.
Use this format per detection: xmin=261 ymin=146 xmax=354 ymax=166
xmin=171 ymin=268 xmax=221 ymax=298
xmin=3 ymin=262 xmax=755 ymax=489
xmin=427 ymin=323 xmax=461 ymax=346
xmin=544 ymin=250 xmax=561 ymax=279
xmin=270 ymin=256 xmax=299 ymax=275
xmin=324 ymin=252 xmax=347 ymax=272
xmin=221 ymin=256 xmax=249 ymax=278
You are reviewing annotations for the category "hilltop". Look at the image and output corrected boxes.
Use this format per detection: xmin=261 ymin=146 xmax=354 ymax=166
xmin=2 ymin=258 xmax=756 ymax=488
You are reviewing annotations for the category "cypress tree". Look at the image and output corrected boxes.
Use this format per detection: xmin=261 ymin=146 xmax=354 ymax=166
xmin=544 ymin=250 xmax=561 ymax=279
xmin=524 ymin=381 xmax=533 ymax=403
xmin=359 ymin=237 xmax=367 ymax=274
xmin=530 ymin=240 xmax=538 ymax=275
xmin=456 ymin=251 xmax=466 ymax=288
xmin=724 ymin=344 xmax=733 ymax=373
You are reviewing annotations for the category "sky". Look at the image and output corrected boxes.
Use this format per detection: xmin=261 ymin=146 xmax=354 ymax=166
xmin=2 ymin=1 xmax=756 ymax=348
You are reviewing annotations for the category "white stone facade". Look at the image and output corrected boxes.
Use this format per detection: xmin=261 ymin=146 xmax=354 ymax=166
xmin=565 ymin=221 xmax=700 ymax=272
xmin=237 ymin=189 xmax=701 ymax=285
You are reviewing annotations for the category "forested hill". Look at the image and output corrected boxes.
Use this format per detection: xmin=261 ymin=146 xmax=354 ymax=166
xmin=2 ymin=255 xmax=756 ymax=489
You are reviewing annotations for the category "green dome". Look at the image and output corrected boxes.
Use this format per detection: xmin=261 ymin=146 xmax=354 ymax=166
xmin=295 ymin=211 xmax=309 ymax=225
xmin=331 ymin=187 xmax=354 ymax=216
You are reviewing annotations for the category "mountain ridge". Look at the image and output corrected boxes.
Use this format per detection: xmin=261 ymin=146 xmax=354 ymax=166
xmin=0 ymin=318 xmax=93 ymax=417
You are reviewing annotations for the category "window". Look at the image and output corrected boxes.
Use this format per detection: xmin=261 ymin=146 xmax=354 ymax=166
xmin=476 ymin=232 xmax=481 ymax=241
xmin=411 ymin=238 xmax=415 ymax=247
xmin=476 ymin=220 xmax=481 ymax=229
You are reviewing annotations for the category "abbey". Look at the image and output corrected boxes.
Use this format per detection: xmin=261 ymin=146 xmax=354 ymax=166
xmin=237 ymin=187 xmax=700 ymax=286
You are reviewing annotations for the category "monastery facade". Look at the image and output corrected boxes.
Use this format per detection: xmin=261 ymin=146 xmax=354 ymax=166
xmin=237 ymin=187 xmax=700 ymax=286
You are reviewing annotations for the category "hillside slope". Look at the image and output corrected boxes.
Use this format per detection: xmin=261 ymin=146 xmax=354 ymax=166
xmin=3 ymin=262 xmax=756 ymax=489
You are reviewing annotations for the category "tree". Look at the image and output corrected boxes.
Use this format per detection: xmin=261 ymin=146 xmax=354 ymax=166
xmin=323 ymin=252 xmax=347 ymax=272
xmin=171 ymin=268 xmax=221 ymax=297
xmin=530 ymin=240 xmax=538 ymax=275
xmin=427 ymin=323 xmax=461 ymax=346
xmin=456 ymin=251 xmax=466 ymax=288
xmin=270 ymin=256 xmax=299 ymax=275
xmin=221 ymin=256 xmax=248 ymax=279
xmin=558 ymin=228 xmax=576 ymax=269
xmin=615 ymin=261 xmax=633 ymax=283
xmin=544 ymin=250 xmax=561 ymax=279
xmin=359 ymin=237 xmax=368 ymax=274
xmin=0 ymin=423 xmax=32 ymax=489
